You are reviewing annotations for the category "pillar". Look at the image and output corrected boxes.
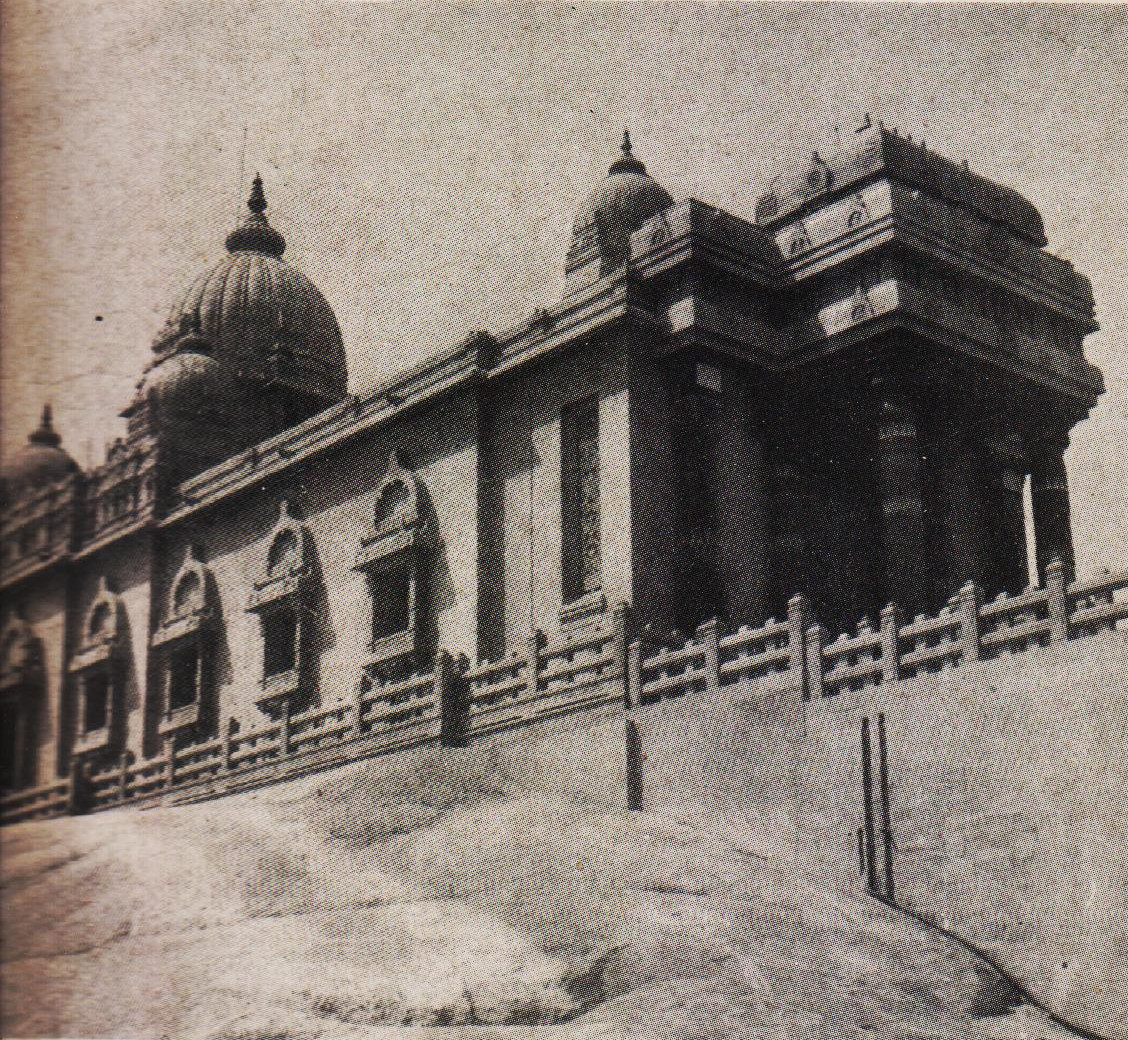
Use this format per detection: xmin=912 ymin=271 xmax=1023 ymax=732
xmin=715 ymin=373 xmax=771 ymax=625
xmin=1030 ymin=432 xmax=1075 ymax=584
xmin=933 ymin=425 xmax=989 ymax=595
xmin=985 ymin=432 xmax=1029 ymax=595
xmin=874 ymin=386 xmax=931 ymax=617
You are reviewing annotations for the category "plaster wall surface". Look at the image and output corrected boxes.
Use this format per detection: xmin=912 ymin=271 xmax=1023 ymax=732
xmin=629 ymin=632 xmax=1128 ymax=1040
xmin=478 ymin=338 xmax=631 ymax=656
xmin=154 ymin=391 xmax=479 ymax=733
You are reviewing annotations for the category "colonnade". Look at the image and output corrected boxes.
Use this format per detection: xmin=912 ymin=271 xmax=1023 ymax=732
xmin=676 ymin=368 xmax=1077 ymax=631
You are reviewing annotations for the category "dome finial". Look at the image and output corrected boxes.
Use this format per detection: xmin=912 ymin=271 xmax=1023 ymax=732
xmin=226 ymin=173 xmax=286 ymax=257
xmin=248 ymin=173 xmax=267 ymax=215
xmin=29 ymin=403 xmax=61 ymax=448
xmin=608 ymin=128 xmax=647 ymax=177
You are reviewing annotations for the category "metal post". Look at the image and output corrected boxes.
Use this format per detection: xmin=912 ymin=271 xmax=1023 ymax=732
xmin=877 ymin=712 xmax=895 ymax=900
xmin=625 ymin=718 xmax=643 ymax=811
xmin=861 ymin=717 xmax=878 ymax=893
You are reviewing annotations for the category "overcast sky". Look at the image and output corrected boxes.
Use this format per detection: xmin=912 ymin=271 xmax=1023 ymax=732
xmin=2 ymin=1 xmax=1125 ymax=568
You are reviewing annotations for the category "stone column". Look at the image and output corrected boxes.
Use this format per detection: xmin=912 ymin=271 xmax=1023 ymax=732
xmin=986 ymin=432 xmax=1029 ymax=596
xmin=1030 ymin=431 xmax=1075 ymax=584
xmin=715 ymin=373 xmax=771 ymax=626
xmin=874 ymin=386 xmax=931 ymax=617
xmin=933 ymin=424 xmax=989 ymax=595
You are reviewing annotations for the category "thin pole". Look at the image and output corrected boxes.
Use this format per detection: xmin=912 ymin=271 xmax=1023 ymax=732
xmin=878 ymin=712 xmax=895 ymax=900
xmin=861 ymin=717 xmax=878 ymax=893
xmin=236 ymin=125 xmax=248 ymax=221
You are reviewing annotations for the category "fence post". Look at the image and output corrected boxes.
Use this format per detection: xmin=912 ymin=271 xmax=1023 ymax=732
xmin=880 ymin=603 xmax=901 ymax=685
xmin=1046 ymin=557 xmax=1069 ymax=643
xmin=626 ymin=640 xmax=644 ymax=708
xmin=118 ymin=751 xmax=132 ymax=804
xmin=805 ymin=623 xmax=826 ymax=700
xmin=697 ymin=618 xmax=721 ymax=697
xmin=67 ymin=757 xmax=90 ymax=815
xmin=957 ymin=581 xmax=982 ymax=664
xmin=525 ymin=628 xmax=545 ymax=702
xmin=222 ymin=717 xmax=237 ymax=771
xmin=625 ymin=717 xmax=644 ymax=811
xmin=437 ymin=649 xmax=467 ymax=747
xmin=787 ymin=593 xmax=811 ymax=697
xmin=280 ymin=699 xmax=292 ymax=756
xmin=610 ymin=601 xmax=633 ymax=706
xmin=165 ymin=736 xmax=176 ymax=788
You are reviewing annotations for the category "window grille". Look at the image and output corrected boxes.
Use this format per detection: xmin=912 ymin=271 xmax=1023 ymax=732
xmin=562 ymin=397 xmax=601 ymax=601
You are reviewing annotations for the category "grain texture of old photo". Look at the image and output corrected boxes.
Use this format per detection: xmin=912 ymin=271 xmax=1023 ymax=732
xmin=2 ymin=3 xmax=1126 ymax=1038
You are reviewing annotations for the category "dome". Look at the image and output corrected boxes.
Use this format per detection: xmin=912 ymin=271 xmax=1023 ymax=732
xmin=156 ymin=175 xmax=347 ymax=405
xmin=141 ymin=342 xmax=247 ymax=419
xmin=2 ymin=406 xmax=78 ymax=497
xmin=570 ymin=132 xmax=674 ymax=274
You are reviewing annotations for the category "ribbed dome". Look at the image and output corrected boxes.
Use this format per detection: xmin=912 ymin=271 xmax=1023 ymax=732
xmin=570 ymin=132 xmax=674 ymax=273
xmin=2 ymin=406 xmax=78 ymax=497
xmin=141 ymin=343 xmax=248 ymax=426
xmin=156 ymin=176 xmax=347 ymax=404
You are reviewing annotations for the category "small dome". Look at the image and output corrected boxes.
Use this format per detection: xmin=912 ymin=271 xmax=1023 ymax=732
xmin=570 ymin=132 xmax=674 ymax=273
xmin=156 ymin=175 xmax=347 ymax=405
xmin=141 ymin=343 xmax=247 ymax=421
xmin=2 ymin=406 xmax=78 ymax=497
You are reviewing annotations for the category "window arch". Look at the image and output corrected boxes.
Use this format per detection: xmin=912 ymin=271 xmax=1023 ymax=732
xmin=68 ymin=576 xmax=127 ymax=761
xmin=353 ymin=450 xmax=428 ymax=668
xmin=246 ymin=500 xmax=312 ymax=717
xmin=151 ymin=546 xmax=216 ymax=741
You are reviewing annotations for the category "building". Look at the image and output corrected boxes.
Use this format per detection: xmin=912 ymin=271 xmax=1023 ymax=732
xmin=0 ymin=122 xmax=1104 ymax=792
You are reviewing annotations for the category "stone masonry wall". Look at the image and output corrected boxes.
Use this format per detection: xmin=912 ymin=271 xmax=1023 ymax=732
xmin=629 ymin=631 xmax=1128 ymax=1039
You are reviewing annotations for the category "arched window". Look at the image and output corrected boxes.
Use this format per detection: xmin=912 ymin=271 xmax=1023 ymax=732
xmin=68 ymin=577 xmax=126 ymax=760
xmin=353 ymin=451 xmax=427 ymax=667
xmin=173 ymin=571 xmax=201 ymax=616
xmin=267 ymin=529 xmax=300 ymax=578
xmin=151 ymin=546 xmax=216 ymax=741
xmin=246 ymin=501 xmax=311 ymax=716
xmin=88 ymin=602 xmax=111 ymax=641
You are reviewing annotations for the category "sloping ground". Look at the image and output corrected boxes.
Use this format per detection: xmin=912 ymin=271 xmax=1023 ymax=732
xmin=1 ymin=705 xmax=1087 ymax=1040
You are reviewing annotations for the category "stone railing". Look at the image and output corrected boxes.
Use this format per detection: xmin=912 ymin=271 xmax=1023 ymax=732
xmin=1 ymin=608 xmax=629 ymax=826
xmin=629 ymin=560 xmax=1128 ymax=706
xmin=464 ymin=603 xmax=628 ymax=739
xmin=3 ymin=564 xmax=1124 ymax=827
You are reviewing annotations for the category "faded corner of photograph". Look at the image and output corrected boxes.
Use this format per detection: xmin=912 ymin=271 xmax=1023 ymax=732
xmin=1 ymin=3 xmax=1126 ymax=1039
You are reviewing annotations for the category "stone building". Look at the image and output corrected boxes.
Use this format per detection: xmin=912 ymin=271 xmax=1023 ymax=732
xmin=0 ymin=122 xmax=1104 ymax=792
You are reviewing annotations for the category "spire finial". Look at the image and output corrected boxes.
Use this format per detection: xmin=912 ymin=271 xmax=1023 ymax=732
xmin=608 ymin=128 xmax=646 ymax=176
xmin=226 ymin=172 xmax=286 ymax=257
xmin=248 ymin=173 xmax=267 ymax=214
xmin=29 ymin=403 xmax=61 ymax=447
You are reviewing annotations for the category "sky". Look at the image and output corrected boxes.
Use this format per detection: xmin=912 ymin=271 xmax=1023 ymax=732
xmin=2 ymin=1 xmax=1125 ymax=569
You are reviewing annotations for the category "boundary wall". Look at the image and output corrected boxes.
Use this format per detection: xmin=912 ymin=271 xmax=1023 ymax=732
xmin=3 ymin=562 xmax=1125 ymax=829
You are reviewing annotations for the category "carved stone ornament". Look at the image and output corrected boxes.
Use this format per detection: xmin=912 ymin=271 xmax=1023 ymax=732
xmin=69 ymin=577 xmax=127 ymax=673
xmin=152 ymin=545 xmax=215 ymax=648
xmin=246 ymin=499 xmax=311 ymax=613
xmin=353 ymin=450 xmax=427 ymax=572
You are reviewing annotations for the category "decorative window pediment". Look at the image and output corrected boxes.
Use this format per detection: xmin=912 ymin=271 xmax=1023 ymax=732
xmin=69 ymin=577 xmax=126 ymax=673
xmin=246 ymin=502 xmax=314 ymax=716
xmin=152 ymin=545 xmax=216 ymax=648
xmin=0 ymin=609 xmax=44 ymax=695
xmin=354 ymin=451 xmax=427 ymax=572
xmin=354 ymin=451 xmax=427 ymax=666
xmin=152 ymin=546 xmax=217 ymax=738
xmin=246 ymin=500 xmax=311 ymax=613
xmin=69 ymin=577 xmax=128 ymax=757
